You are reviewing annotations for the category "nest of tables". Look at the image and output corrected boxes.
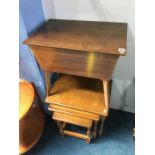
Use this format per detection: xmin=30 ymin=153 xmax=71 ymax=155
xmin=46 ymin=74 xmax=111 ymax=143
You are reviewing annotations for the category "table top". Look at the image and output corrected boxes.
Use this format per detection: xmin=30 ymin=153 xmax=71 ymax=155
xmin=24 ymin=19 xmax=127 ymax=56
xmin=19 ymin=80 xmax=34 ymax=120
xmin=45 ymin=74 xmax=107 ymax=116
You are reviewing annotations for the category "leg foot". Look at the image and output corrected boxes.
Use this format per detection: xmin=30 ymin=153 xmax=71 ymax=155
xmin=86 ymin=138 xmax=91 ymax=144
xmin=86 ymin=127 xmax=92 ymax=143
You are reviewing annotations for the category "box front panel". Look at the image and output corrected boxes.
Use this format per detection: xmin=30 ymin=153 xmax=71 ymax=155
xmin=30 ymin=45 xmax=119 ymax=80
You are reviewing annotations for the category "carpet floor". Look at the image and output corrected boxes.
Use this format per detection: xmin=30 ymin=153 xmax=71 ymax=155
xmin=25 ymin=109 xmax=135 ymax=155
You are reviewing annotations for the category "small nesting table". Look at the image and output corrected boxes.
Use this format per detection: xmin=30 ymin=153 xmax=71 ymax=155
xmin=24 ymin=19 xmax=127 ymax=143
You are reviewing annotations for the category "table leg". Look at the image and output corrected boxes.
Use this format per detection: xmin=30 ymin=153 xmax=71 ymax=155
xmin=86 ymin=127 xmax=91 ymax=143
xmin=57 ymin=121 xmax=64 ymax=137
xmin=44 ymin=72 xmax=51 ymax=96
xmin=93 ymin=121 xmax=98 ymax=138
xmin=98 ymin=117 xmax=105 ymax=136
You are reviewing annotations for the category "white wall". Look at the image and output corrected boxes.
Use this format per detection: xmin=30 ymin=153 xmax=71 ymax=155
xmin=42 ymin=0 xmax=135 ymax=113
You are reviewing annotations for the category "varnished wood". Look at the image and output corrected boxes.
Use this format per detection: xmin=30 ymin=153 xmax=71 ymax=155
xmin=53 ymin=112 xmax=92 ymax=128
xmin=93 ymin=121 xmax=98 ymax=138
xmin=98 ymin=117 xmax=105 ymax=136
xmin=63 ymin=130 xmax=89 ymax=140
xmin=19 ymin=105 xmax=44 ymax=154
xmin=24 ymin=19 xmax=127 ymax=56
xmin=46 ymin=74 xmax=107 ymax=116
xmin=19 ymin=80 xmax=44 ymax=154
xmin=19 ymin=80 xmax=34 ymax=120
xmin=45 ymin=72 xmax=51 ymax=96
xmin=53 ymin=112 xmax=93 ymax=143
xmin=86 ymin=127 xmax=92 ymax=144
xmin=30 ymin=45 xmax=119 ymax=80
xmin=48 ymin=104 xmax=100 ymax=121
xmin=23 ymin=19 xmax=127 ymax=142
xmin=96 ymin=81 xmax=110 ymax=137
xmin=56 ymin=121 xmax=64 ymax=137
xmin=103 ymin=81 xmax=110 ymax=116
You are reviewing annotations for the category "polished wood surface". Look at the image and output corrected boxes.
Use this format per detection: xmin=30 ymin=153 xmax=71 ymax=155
xmin=19 ymin=106 xmax=44 ymax=154
xmin=24 ymin=19 xmax=127 ymax=55
xmin=46 ymin=74 xmax=107 ymax=116
xmin=103 ymin=81 xmax=110 ymax=116
xmin=63 ymin=130 xmax=89 ymax=140
xmin=19 ymin=80 xmax=34 ymax=120
xmin=53 ymin=112 xmax=92 ymax=128
xmin=53 ymin=112 xmax=92 ymax=143
xmin=19 ymin=80 xmax=44 ymax=154
xmin=23 ymin=19 xmax=127 ymax=142
xmin=45 ymin=72 xmax=51 ymax=96
xmin=30 ymin=45 xmax=119 ymax=80
xmin=48 ymin=104 xmax=100 ymax=121
xmin=24 ymin=19 xmax=127 ymax=80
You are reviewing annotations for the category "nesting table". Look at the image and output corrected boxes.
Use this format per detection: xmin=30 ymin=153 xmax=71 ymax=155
xmin=24 ymin=19 xmax=127 ymax=143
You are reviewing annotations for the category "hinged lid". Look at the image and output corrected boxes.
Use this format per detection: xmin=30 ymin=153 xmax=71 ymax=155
xmin=24 ymin=19 xmax=127 ymax=56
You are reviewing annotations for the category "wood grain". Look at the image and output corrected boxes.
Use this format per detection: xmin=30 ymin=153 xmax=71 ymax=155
xmin=19 ymin=80 xmax=44 ymax=154
xmin=53 ymin=112 xmax=92 ymax=143
xmin=30 ymin=45 xmax=119 ymax=80
xmin=19 ymin=106 xmax=44 ymax=154
xmin=19 ymin=80 xmax=34 ymax=120
xmin=24 ymin=19 xmax=127 ymax=56
xmin=53 ymin=112 xmax=92 ymax=128
xmin=44 ymin=72 xmax=51 ymax=96
xmin=63 ymin=130 xmax=89 ymax=140
xmin=46 ymin=74 xmax=107 ymax=116
xmin=22 ymin=19 xmax=127 ymax=143
xmin=48 ymin=104 xmax=100 ymax=121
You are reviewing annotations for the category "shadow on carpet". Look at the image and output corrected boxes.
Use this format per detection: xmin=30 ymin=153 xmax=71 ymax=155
xmin=25 ymin=109 xmax=135 ymax=155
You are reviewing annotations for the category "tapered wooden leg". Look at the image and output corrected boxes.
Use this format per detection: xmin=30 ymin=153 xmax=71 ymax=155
xmin=103 ymin=81 xmax=109 ymax=116
xmin=98 ymin=117 xmax=105 ymax=136
xmin=98 ymin=80 xmax=109 ymax=136
xmin=44 ymin=72 xmax=51 ymax=96
xmin=93 ymin=121 xmax=98 ymax=138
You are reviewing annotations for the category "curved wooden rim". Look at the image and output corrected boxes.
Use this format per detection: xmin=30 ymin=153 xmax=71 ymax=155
xmin=19 ymin=117 xmax=44 ymax=154
xmin=19 ymin=79 xmax=35 ymax=120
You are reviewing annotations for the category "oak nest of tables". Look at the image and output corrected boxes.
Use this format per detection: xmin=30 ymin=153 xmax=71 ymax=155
xmin=24 ymin=19 xmax=127 ymax=143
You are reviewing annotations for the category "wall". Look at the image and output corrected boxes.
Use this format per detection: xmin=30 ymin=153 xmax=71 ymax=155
xmin=19 ymin=0 xmax=46 ymax=100
xmin=42 ymin=0 xmax=135 ymax=113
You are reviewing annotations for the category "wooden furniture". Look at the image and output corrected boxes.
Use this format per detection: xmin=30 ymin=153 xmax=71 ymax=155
xmin=24 ymin=19 xmax=127 ymax=142
xmin=48 ymin=74 xmax=104 ymax=142
xmin=19 ymin=80 xmax=44 ymax=154
xmin=46 ymin=74 xmax=107 ymax=116
xmin=53 ymin=112 xmax=93 ymax=143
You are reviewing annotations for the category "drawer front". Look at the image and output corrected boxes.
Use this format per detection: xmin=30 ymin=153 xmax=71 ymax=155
xmin=30 ymin=45 xmax=119 ymax=80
